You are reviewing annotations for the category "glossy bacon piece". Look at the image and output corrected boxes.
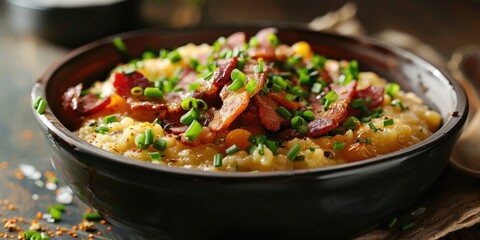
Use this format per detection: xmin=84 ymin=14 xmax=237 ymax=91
xmin=243 ymin=60 xmax=269 ymax=97
xmin=253 ymin=95 xmax=284 ymax=131
xmin=62 ymin=83 xmax=111 ymax=116
xmin=209 ymin=90 xmax=250 ymax=132
xmin=113 ymin=71 xmax=153 ymax=99
xmin=308 ymin=81 xmax=357 ymax=137
xmin=268 ymin=92 xmax=302 ymax=110
xmin=347 ymin=86 xmax=384 ymax=116
xmin=248 ymin=27 xmax=277 ymax=61
xmin=203 ymin=57 xmax=238 ymax=98
xmin=227 ymin=32 xmax=246 ymax=49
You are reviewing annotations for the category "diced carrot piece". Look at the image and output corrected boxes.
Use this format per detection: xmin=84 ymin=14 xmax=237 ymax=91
xmin=225 ymin=129 xmax=252 ymax=150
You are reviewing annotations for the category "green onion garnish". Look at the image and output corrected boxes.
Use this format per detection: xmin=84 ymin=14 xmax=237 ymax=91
xmin=387 ymin=217 xmax=398 ymax=229
xmin=226 ymin=144 xmax=240 ymax=155
xmin=149 ymin=152 xmax=162 ymax=161
xmin=180 ymin=108 xmax=200 ymax=125
xmin=265 ymin=140 xmax=277 ymax=156
xmin=351 ymin=98 xmax=366 ymax=108
xmin=167 ymin=50 xmax=182 ymax=63
xmin=291 ymin=116 xmax=308 ymax=134
xmin=276 ymin=106 xmax=292 ymax=119
xmin=330 ymin=128 xmax=345 ymax=135
xmin=273 ymin=76 xmax=288 ymax=90
xmin=311 ymin=82 xmax=323 ymax=94
xmin=159 ymin=49 xmax=169 ymax=59
xmin=342 ymin=116 xmax=359 ymax=131
xmin=23 ymin=230 xmax=37 ymax=239
xmin=228 ymin=79 xmax=245 ymax=91
xmin=189 ymin=58 xmax=200 ymax=70
xmin=368 ymin=122 xmax=378 ymax=132
xmin=83 ymin=212 xmax=103 ymax=221
xmin=254 ymin=59 xmax=264 ymax=73
xmin=231 ymin=69 xmax=247 ymax=82
xmin=401 ymin=222 xmax=414 ymax=231
xmin=195 ymin=99 xmax=208 ymax=110
xmin=384 ymin=118 xmax=394 ymax=126
xmin=144 ymin=129 xmax=154 ymax=145
xmin=303 ymin=110 xmax=315 ymax=121
xmin=144 ymin=87 xmax=164 ymax=98
xmin=130 ymin=86 xmax=143 ymax=96
xmin=188 ymin=82 xmax=201 ymax=91
xmin=322 ymin=90 xmax=338 ymax=110
xmin=142 ymin=51 xmax=155 ymax=59
xmin=333 ymin=142 xmax=345 ymax=150
xmin=33 ymin=97 xmax=47 ymax=114
xmin=213 ymin=153 xmax=223 ymax=167
xmin=312 ymin=54 xmax=327 ymax=70
xmin=309 ymin=147 xmax=316 ymax=152
xmin=185 ymin=120 xmax=202 ymax=142
xmin=267 ymin=33 xmax=279 ymax=46
xmin=181 ymin=97 xmax=198 ymax=110
xmin=385 ymin=83 xmax=401 ymax=98
xmin=286 ymin=143 xmax=302 ymax=161
xmin=113 ymin=37 xmax=129 ymax=60
xmin=391 ymin=99 xmax=406 ymax=111
xmin=103 ymin=114 xmax=117 ymax=124
xmin=245 ymin=79 xmax=258 ymax=95
xmin=153 ymin=138 xmax=167 ymax=151
xmin=49 ymin=207 xmax=62 ymax=221
xmin=249 ymin=37 xmax=259 ymax=48
xmin=135 ymin=133 xmax=149 ymax=150
xmin=285 ymin=94 xmax=296 ymax=102
xmin=257 ymin=143 xmax=265 ymax=155
xmin=94 ymin=126 xmax=110 ymax=134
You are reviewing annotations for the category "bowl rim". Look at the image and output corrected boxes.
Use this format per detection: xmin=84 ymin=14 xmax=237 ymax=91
xmin=32 ymin=24 xmax=469 ymax=179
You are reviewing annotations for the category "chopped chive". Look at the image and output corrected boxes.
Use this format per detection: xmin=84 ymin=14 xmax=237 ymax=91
xmin=195 ymin=99 xmax=208 ymax=110
xmin=130 ymin=86 xmax=143 ymax=96
xmin=94 ymin=125 xmax=110 ymax=134
xmin=272 ymin=76 xmax=288 ymax=90
xmin=226 ymin=144 xmax=240 ymax=155
xmin=247 ymin=135 xmax=256 ymax=144
xmin=312 ymin=54 xmax=327 ymax=70
xmin=180 ymin=108 xmax=200 ymax=125
xmin=149 ymin=152 xmax=162 ymax=161
xmin=330 ymin=128 xmax=345 ymax=135
xmin=291 ymin=116 xmax=308 ymax=134
xmin=286 ymin=143 xmax=302 ymax=161
xmin=303 ymin=110 xmax=315 ymax=121
xmin=311 ymin=82 xmax=323 ymax=94
xmin=48 ymin=204 xmax=65 ymax=213
xmin=255 ymin=135 xmax=267 ymax=144
xmin=383 ymin=118 xmax=394 ymax=126
xmin=152 ymin=118 xmax=161 ymax=125
xmin=103 ymin=114 xmax=117 ymax=124
xmin=265 ymin=140 xmax=277 ymax=156
xmin=83 ymin=212 xmax=103 ymax=221
xmin=247 ymin=145 xmax=257 ymax=155
xmin=276 ymin=106 xmax=292 ymax=119
xmin=144 ymin=129 xmax=154 ymax=145
xmin=308 ymin=147 xmax=316 ymax=152
xmin=144 ymin=87 xmax=164 ymax=98
xmin=153 ymin=138 xmax=167 ymax=151
xmin=254 ymin=59 xmax=264 ymax=73
xmin=213 ymin=153 xmax=223 ymax=167
xmin=202 ymin=71 xmax=214 ymax=80
xmin=387 ymin=217 xmax=398 ymax=229
xmin=188 ymin=82 xmax=201 ymax=91
xmin=385 ymin=83 xmax=401 ymax=98
xmin=231 ymin=69 xmax=246 ymax=82
xmin=185 ymin=120 xmax=202 ymax=142
xmin=249 ymin=37 xmax=259 ymax=48
xmin=34 ymin=97 xmax=47 ymax=114
xmin=49 ymin=207 xmax=62 ymax=221
xmin=285 ymin=94 xmax=296 ymax=102
xmin=368 ymin=122 xmax=378 ymax=132
xmin=135 ymin=133 xmax=149 ymax=150
xmin=257 ymin=143 xmax=265 ymax=155
xmin=167 ymin=50 xmax=182 ymax=63
xmin=23 ymin=230 xmax=37 ymax=239
xmin=365 ymin=138 xmax=372 ymax=144
xmin=142 ymin=51 xmax=155 ymax=59
xmin=245 ymin=79 xmax=258 ymax=95
xmin=267 ymin=33 xmax=279 ymax=46
xmin=391 ymin=99 xmax=406 ymax=111
xmin=213 ymin=36 xmax=226 ymax=52
xmin=322 ymin=90 xmax=338 ymax=110
xmin=113 ymin=37 xmax=129 ymax=60
xmin=181 ymin=97 xmax=198 ymax=110
xmin=189 ymin=58 xmax=200 ymax=70
xmin=342 ymin=116 xmax=359 ymax=131
xmin=228 ymin=79 xmax=245 ymax=91
xmin=333 ymin=142 xmax=345 ymax=150
xmin=351 ymin=98 xmax=366 ymax=108
xmin=159 ymin=49 xmax=169 ymax=59
xmin=401 ymin=222 xmax=414 ymax=231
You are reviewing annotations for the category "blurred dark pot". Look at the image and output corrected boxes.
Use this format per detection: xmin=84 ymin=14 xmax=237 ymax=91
xmin=6 ymin=0 xmax=140 ymax=48
xmin=32 ymin=25 xmax=468 ymax=239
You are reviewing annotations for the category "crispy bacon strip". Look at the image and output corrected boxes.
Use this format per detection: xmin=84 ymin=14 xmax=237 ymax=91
xmin=226 ymin=32 xmax=246 ymax=49
xmin=209 ymin=91 xmax=250 ymax=132
xmin=248 ymin=27 xmax=277 ymax=61
xmin=347 ymin=86 xmax=384 ymax=116
xmin=62 ymin=83 xmax=111 ymax=116
xmin=253 ymin=95 xmax=284 ymax=131
xmin=268 ymin=92 xmax=302 ymax=110
xmin=308 ymin=81 xmax=357 ymax=137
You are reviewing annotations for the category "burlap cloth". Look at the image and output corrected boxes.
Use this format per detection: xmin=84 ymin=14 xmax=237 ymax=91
xmin=309 ymin=3 xmax=480 ymax=239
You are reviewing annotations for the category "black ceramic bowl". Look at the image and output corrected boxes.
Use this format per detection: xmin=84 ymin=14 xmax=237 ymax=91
xmin=31 ymin=26 xmax=468 ymax=240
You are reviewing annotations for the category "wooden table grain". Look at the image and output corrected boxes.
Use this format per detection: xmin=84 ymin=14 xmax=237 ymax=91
xmin=0 ymin=1 xmax=479 ymax=239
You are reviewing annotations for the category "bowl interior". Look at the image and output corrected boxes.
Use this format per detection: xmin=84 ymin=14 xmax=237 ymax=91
xmin=35 ymin=25 xmax=468 ymax=175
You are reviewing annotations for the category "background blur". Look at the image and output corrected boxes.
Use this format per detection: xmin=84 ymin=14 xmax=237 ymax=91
xmin=2 ymin=0 xmax=480 ymax=59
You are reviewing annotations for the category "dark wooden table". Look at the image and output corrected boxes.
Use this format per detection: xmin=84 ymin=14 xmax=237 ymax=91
xmin=0 ymin=1 xmax=479 ymax=239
